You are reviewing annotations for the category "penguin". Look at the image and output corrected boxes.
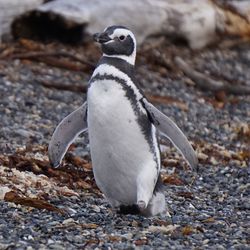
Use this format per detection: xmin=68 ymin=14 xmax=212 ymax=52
xmin=48 ymin=25 xmax=198 ymax=216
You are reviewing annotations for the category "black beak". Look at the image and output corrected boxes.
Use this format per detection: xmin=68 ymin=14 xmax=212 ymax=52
xmin=93 ymin=32 xmax=111 ymax=44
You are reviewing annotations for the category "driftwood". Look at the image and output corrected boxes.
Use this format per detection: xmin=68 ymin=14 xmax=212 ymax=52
xmin=0 ymin=50 xmax=95 ymax=72
xmin=11 ymin=0 xmax=218 ymax=49
xmin=174 ymin=56 xmax=250 ymax=95
xmin=0 ymin=0 xmax=250 ymax=49
xmin=4 ymin=190 xmax=66 ymax=214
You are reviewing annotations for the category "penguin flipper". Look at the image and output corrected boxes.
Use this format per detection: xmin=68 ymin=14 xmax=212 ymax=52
xmin=48 ymin=102 xmax=88 ymax=168
xmin=141 ymin=98 xmax=198 ymax=170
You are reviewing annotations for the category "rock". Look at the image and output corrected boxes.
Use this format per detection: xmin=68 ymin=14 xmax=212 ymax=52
xmin=14 ymin=128 xmax=35 ymax=138
xmin=62 ymin=218 xmax=75 ymax=225
xmin=90 ymin=205 xmax=101 ymax=213
xmin=148 ymin=225 xmax=179 ymax=234
xmin=47 ymin=239 xmax=55 ymax=245
xmin=210 ymin=156 xmax=219 ymax=166
xmin=197 ymin=152 xmax=209 ymax=161
xmin=48 ymin=243 xmax=65 ymax=250
xmin=0 ymin=186 xmax=11 ymax=200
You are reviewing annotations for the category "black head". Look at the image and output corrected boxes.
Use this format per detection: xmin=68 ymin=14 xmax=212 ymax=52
xmin=93 ymin=25 xmax=136 ymax=64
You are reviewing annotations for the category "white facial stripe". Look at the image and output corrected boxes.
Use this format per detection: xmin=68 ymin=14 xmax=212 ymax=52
xmin=92 ymin=63 xmax=143 ymax=101
xmin=110 ymin=28 xmax=136 ymax=51
xmin=102 ymin=27 xmax=136 ymax=45
xmin=110 ymin=28 xmax=136 ymax=45
xmin=101 ymin=28 xmax=136 ymax=65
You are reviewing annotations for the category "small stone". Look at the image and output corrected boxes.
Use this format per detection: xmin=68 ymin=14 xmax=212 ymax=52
xmin=48 ymin=221 xmax=60 ymax=227
xmin=231 ymin=160 xmax=242 ymax=166
xmin=197 ymin=152 xmax=208 ymax=160
xmin=15 ymin=129 xmax=35 ymax=138
xmin=219 ymin=149 xmax=232 ymax=158
xmin=48 ymin=243 xmax=65 ymax=250
xmin=48 ymin=239 xmax=54 ymax=245
xmin=74 ymin=235 xmax=84 ymax=244
xmin=148 ymin=225 xmax=179 ymax=234
xmin=0 ymin=187 xmax=11 ymax=200
xmin=64 ymin=207 xmax=77 ymax=215
xmin=27 ymin=235 xmax=34 ymax=241
xmin=91 ymin=205 xmax=100 ymax=213
xmin=131 ymin=220 xmax=138 ymax=227
xmin=123 ymin=233 xmax=133 ymax=240
xmin=62 ymin=218 xmax=75 ymax=225
xmin=203 ymin=239 xmax=209 ymax=244
xmin=210 ymin=157 xmax=218 ymax=165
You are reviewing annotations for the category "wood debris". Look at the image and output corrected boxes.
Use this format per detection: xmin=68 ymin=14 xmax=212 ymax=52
xmin=0 ymin=144 xmax=100 ymax=210
xmin=195 ymin=140 xmax=248 ymax=166
xmin=162 ymin=174 xmax=184 ymax=186
xmin=175 ymin=56 xmax=250 ymax=95
xmin=182 ymin=225 xmax=194 ymax=236
xmin=36 ymin=79 xmax=87 ymax=93
xmin=147 ymin=94 xmax=188 ymax=111
xmin=4 ymin=190 xmax=65 ymax=214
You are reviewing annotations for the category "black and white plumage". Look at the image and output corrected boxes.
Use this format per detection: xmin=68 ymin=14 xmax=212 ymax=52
xmin=48 ymin=25 xmax=198 ymax=216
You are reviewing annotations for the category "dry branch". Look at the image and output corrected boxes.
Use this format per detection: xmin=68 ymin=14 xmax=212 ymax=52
xmin=6 ymin=51 xmax=95 ymax=72
xmin=37 ymin=79 xmax=87 ymax=93
xmin=146 ymin=94 xmax=188 ymax=111
xmin=4 ymin=190 xmax=66 ymax=214
xmin=10 ymin=51 xmax=95 ymax=68
xmin=174 ymin=56 xmax=250 ymax=95
xmin=39 ymin=56 xmax=89 ymax=71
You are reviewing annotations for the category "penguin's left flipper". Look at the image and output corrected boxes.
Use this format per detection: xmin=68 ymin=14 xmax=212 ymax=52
xmin=141 ymin=98 xmax=198 ymax=171
xmin=48 ymin=102 xmax=88 ymax=168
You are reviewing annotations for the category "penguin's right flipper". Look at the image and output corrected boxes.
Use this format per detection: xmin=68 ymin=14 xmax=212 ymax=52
xmin=141 ymin=98 xmax=198 ymax=171
xmin=48 ymin=102 xmax=88 ymax=168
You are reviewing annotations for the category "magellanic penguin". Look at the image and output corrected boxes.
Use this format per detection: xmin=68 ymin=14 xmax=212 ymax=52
xmin=48 ymin=25 xmax=198 ymax=216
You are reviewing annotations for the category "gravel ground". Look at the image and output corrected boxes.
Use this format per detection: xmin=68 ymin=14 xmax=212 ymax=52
xmin=0 ymin=38 xmax=249 ymax=249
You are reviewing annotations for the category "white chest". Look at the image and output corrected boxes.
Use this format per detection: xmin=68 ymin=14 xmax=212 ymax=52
xmin=87 ymin=78 xmax=158 ymax=204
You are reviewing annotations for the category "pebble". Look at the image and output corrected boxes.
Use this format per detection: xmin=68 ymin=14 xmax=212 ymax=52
xmin=48 ymin=243 xmax=65 ymax=250
xmin=62 ymin=218 xmax=75 ymax=225
xmin=47 ymin=239 xmax=55 ymax=245
xmin=14 ymin=129 xmax=35 ymax=138
xmin=0 ymin=40 xmax=249 ymax=250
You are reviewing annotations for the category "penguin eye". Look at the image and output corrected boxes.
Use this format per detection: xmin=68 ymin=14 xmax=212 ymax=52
xmin=119 ymin=35 xmax=125 ymax=41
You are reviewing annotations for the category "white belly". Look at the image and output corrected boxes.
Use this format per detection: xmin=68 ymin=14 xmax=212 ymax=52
xmin=87 ymin=79 xmax=158 ymax=205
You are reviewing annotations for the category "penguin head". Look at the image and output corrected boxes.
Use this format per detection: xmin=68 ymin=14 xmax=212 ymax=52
xmin=93 ymin=25 xmax=136 ymax=65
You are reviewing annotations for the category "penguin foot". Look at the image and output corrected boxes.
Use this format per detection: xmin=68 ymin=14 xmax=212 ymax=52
xmin=141 ymin=192 xmax=166 ymax=217
xmin=118 ymin=204 xmax=140 ymax=215
xmin=137 ymin=200 xmax=147 ymax=210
